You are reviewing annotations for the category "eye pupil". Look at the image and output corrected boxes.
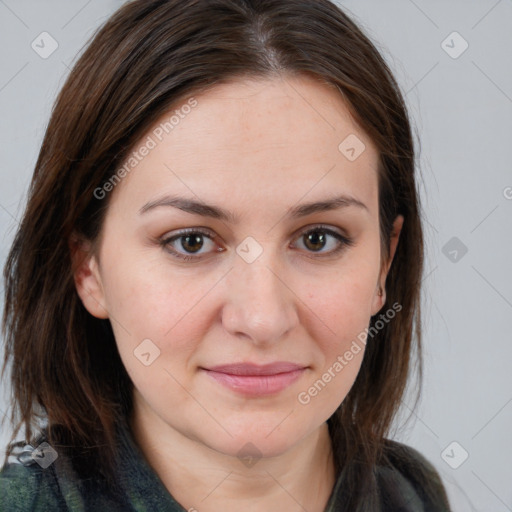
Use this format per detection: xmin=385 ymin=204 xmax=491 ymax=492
xmin=181 ymin=234 xmax=204 ymax=253
xmin=304 ymin=231 xmax=326 ymax=251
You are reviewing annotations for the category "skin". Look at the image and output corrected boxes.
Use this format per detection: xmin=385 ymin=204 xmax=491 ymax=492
xmin=73 ymin=73 xmax=403 ymax=512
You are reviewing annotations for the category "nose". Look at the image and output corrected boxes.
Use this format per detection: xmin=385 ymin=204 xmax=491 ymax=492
xmin=221 ymin=250 xmax=299 ymax=346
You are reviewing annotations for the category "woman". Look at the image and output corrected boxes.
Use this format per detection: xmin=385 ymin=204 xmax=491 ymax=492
xmin=0 ymin=0 xmax=451 ymax=510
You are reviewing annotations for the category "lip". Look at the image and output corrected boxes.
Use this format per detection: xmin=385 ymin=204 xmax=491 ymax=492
xmin=201 ymin=362 xmax=307 ymax=396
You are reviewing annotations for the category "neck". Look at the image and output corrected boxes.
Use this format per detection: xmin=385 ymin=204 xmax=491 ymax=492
xmin=130 ymin=399 xmax=337 ymax=512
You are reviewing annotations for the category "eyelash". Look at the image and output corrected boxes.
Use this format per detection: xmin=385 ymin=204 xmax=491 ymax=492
xmin=159 ymin=225 xmax=354 ymax=262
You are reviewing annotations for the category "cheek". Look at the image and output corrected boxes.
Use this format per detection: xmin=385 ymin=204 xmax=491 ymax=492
xmin=102 ymin=243 xmax=176 ymax=318
xmin=298 ymin=280 xmax=371 ymax=414
xmin=101 ymin=259 xmax=210 ymax=411
xmin=309 ymin=287 xmax=370 ymax=381
xmin=308 ymin=260 xmax=379 ymax=336
xmin=302 ymin=249 xmax=380 ymax=388
xmin=100 ymin=248 xmax=216 ymax=363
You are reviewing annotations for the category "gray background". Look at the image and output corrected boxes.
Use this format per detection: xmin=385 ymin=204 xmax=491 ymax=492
xmin=0 ymin=1 xmax=511 ymax=510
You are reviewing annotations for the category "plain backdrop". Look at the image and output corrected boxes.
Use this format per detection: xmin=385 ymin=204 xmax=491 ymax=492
xmin=0 ymin=1 xmax=511 ymax=510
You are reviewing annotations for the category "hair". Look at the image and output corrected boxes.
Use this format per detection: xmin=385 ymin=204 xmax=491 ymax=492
xmin=2 ymin=0 xmax=428 ymax=508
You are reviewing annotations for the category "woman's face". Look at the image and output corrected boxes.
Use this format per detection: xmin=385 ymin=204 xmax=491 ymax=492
xmin=75 ymin=74 xmax=401 ymax=458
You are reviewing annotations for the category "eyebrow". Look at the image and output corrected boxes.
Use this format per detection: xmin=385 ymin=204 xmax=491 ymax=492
xmin=139 ymin=194 xmax=368 ymax=222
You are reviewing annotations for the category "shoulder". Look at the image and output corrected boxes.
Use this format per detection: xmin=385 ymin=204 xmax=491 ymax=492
xmin=1 ymin=434 xmax=140 ymax=512
xmin=376 ymin=439 xmax=452 ymax=512
xmin=0 ymin=457 xmax=64 ymax=511
xmin=0 ymin=441 xmax=82 ymax=512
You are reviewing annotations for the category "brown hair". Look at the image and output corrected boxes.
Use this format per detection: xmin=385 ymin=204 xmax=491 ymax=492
xmin=3 ymin=0 xmax=428 ymax=507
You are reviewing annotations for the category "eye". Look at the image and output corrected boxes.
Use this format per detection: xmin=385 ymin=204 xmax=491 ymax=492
xmin=292 ymin=225 xmax=354 ymax=258
xmin=160 ymin=228 xmax=221 ymax=261
xmin=160 ymin=225 xmax=354 ymax=262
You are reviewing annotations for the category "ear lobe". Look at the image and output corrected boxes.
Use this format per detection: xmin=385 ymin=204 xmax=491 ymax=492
xmin=370 ymin=215 xmax=404 ymax=316
xmin=69 ymin=234 xmax=109 ymax=319
xmin=370 ymin=284 xmax=386 ymax=317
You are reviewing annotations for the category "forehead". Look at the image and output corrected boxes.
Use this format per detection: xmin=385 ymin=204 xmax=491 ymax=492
xmin=109 ymin=74 xmax=380 ymax=220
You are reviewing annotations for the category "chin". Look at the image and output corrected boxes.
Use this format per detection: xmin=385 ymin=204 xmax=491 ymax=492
xmin=199 ymin=423 xmax=310 ymax=461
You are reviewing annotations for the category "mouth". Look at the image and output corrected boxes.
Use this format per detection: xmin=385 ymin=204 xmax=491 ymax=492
xmin=200 ymin=362 xmax=307 ymax=396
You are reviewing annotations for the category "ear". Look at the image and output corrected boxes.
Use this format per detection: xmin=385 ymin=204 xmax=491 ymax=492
xmin=69 ymin=233 xmax=109 ymax=319
xmin=370 ymin=215 xmax=404 ymax=316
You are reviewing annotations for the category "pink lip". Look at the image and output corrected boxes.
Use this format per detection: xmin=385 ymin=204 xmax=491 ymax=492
xmin=202 ymin=362 xmax=307 ymax=396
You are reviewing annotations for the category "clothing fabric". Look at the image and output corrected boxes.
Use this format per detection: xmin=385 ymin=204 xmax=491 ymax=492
xmin=0 ymin=422 xmax=451 ymax=511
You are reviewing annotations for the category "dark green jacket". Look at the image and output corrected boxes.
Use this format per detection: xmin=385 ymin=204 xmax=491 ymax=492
xmin=0 ymin=423 xmax=451 ymax=511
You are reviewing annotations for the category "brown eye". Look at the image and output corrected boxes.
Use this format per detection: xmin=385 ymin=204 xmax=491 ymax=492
xmin=303 ymin=231 xmax=328 ymax=252
xmin=179 ymin=233 xmax=204 ymax=253
xmin=160 ymin=228 xmax=220 ymax=261
xmin=160 ymin=225 xmax=353 ymax=263
xmin=293 ymin=226 xmax=354 ymax=257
